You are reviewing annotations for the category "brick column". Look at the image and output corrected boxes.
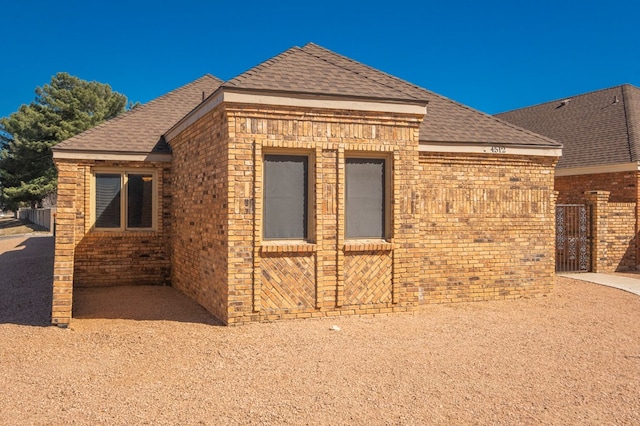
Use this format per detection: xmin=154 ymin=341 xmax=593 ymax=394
xmin=585 ymin=190 xmax=610 ymax=273
xmin=51 ymin=161 xmax=78 ymax=327
xmin=636 ymin=170 xmax=640 ymax=270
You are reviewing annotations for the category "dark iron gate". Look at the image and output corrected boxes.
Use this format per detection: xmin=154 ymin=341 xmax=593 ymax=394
xmin=555 ymin=204 xmax=592 ymax=272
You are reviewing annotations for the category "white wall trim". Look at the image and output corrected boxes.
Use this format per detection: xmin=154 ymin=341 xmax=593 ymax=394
xmin=165 ymin=89 xmax=427 ymax=141
xmin=418 ymin=142 xmax=562 ymax=157
xmin=555 ymin=162 xmax=640 ymax=176
xmin=53 ymin=151 xmax=171 ymax=162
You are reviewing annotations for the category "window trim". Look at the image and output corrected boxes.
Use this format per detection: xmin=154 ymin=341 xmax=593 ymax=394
xmin=91 ymin=168 xmax=158 ymax=232
xmin=344 ymin=153 xmax=392 ymax=241
xmin=261 ymin=151 xmax=315 ymax=242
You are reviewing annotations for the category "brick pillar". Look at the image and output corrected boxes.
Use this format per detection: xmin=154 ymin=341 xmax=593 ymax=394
xmin=51 ymin=161 xmax=78 ymax=327
xmin=585 ymin=191 xmax=610 ymax=273
xmin=636 ymin=171 xmax=640 ymax=270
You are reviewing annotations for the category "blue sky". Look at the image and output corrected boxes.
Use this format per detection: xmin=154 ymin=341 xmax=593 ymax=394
xmin=2 ymin=0 xmax=639 ymax=119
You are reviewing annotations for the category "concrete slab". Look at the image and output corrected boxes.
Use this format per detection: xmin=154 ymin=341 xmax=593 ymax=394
xmin=558 ymin=273 xmax=640 ymax=297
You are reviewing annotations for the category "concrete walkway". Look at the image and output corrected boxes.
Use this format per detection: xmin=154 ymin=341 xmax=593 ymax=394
xmin=558 ymin=273 xmax=640 ymax=297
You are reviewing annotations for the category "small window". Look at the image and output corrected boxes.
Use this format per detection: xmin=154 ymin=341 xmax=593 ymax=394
xmin=263 ymin=154 xmax=308 ymax=239
xmin=94 ymin=170 xmax=156 ymax=231
xmin=346 ymin=158 xmax=386 ymax=239
xmin=95 ymin=173 xmax=122 ymax=228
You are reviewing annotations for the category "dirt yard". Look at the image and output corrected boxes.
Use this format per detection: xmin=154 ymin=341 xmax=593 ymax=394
xmin=1 ymin=235 xmax=639 ymax=425
xmin=0 ymin=216 xmax=49 ymax=237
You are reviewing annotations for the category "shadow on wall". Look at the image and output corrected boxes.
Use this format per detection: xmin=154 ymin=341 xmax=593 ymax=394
xmin=0 ymin=235 xmax=54 ymax=326
xmin=616 ymin=236 xmax=638 ymax=272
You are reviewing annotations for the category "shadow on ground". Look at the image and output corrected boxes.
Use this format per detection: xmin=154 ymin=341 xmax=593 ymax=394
xmin=73 ymin=285 xmax=224 ymax=325
xmin=0 ymin=235 xmax=54 ymax=326
xmin=0 ymin=217 xmax=48 ymax=236
xmin=0 ymin=233 xmax=222 ymax=326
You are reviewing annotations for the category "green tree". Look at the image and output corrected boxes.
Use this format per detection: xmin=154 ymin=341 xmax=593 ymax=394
xmin=0 ymin=73 xmax=128 ymax=208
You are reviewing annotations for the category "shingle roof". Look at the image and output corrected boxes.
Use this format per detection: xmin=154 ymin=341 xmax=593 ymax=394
xmin=222 ymin=46 xmax=426 ymax=104
xmin=300 ymin=43 xmax=560 ymax=147
xmin=53 ymin=74 xmax=223 ymax=154
xmin=496 ymin=85 xmax=640 ymax=168
xmin=55 ymin=44 xmax=560 ymax=157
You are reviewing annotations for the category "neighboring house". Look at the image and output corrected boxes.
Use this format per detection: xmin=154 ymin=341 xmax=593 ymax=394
xmin=497 ymin=85 xmax=640 ymax=272
xmin=51 ymin=43 xmax=562 ymax=326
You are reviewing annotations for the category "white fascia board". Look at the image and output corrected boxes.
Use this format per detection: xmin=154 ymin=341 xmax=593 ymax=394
xmin=555 ymin=162 xmax=640 ymax=176
xmin=52 ymin=151 xmax=171 ymax=162
xmin=165 ymin=90 xmax=427 ymax=142
xmin=419 ymin=142 xmax=562 ymax=157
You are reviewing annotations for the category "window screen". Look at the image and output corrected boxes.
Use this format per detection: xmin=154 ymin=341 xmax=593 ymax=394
xmin=346 ymin=158 xmax=385 ymax=238
xmin=127 ymin=174 xmax=153 ymax=228
xmin=95 ymin=173 xmax=121 ymax=228
xmin=264 ymin=155 xmax=308 ymax=239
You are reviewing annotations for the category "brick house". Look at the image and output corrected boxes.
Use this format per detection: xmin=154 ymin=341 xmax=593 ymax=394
xmin=51 ymin=43 xmax=562 ymax=326
xmin=497 ymin=85 xmax=640 ymax=272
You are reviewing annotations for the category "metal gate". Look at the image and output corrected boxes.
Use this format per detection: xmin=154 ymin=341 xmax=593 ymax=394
xmin=556 ymin=204 xmax=592 ymax=272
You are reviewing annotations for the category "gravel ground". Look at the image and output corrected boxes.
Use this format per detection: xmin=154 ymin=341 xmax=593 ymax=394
xmin=1 ymin=235 xmax=639 ymax=425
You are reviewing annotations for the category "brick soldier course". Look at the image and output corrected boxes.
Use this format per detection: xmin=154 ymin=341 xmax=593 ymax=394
xmin=51 ymin=43 xmax=562 ymax=326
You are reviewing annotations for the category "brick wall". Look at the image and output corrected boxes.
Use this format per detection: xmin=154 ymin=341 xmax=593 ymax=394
xmin=556 ymin=171 xmax=636 ymax=203
xmin=51 ymin=159 xmax=171 ymax=325
xmin=556 ymin=172 xmax=638 ymax=271
xmin=169 ymin=106 xmax=230 ymax=323
xmin=72 ymin=161 xmax=171 ymax=287
xmin=415 ymin=153 xmax=558 ymax=302
xmin=168 ymin=100 xmax=559 ymax=325
xmin=607 ymin=202 xmax=636 ymax=271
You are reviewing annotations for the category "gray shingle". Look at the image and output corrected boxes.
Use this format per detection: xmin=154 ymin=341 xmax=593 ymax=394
xmin=497 ymin=85 xmax=640 ymax=168
xmin=301 ymin=43 xmax=559 ymax=147
xmin=54 ymin=75 xmax=223 ymax=154
xmin=223 ymin=46 xmax=425 ymax=103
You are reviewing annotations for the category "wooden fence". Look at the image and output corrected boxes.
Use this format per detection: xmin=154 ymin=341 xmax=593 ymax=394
xmin=18 ymin=208 xmax=57 ymax=232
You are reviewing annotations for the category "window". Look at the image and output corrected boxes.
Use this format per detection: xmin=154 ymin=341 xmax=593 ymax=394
xmin=263 ymin=154 xmax=308 ymax=240
xmin=345 ymin=157 xmax=387 ymax=239
xmin=94 ymin=171 xmax=155 ymax=230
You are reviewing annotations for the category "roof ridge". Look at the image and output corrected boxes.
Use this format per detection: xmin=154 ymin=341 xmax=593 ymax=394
xmin=302 ymin=43 xmax=559 ymax=146
xmin=496 ymin=84 xmax=637 ymax=115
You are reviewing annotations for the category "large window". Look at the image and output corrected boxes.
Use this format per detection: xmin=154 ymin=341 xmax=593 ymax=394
xmin=345 ymin=157 xmax=387 ymax=239
xmin=94 ymin=171 xmax=155 ymax=230
xmin=263 ymin=154 xmax=308 ymax=240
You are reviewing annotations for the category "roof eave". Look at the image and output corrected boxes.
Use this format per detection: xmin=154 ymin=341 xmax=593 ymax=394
xmin=52 ymin=149 xmax=171 ymax=162
xmin=165 ymin=87 xmax=428 ymax=142
xmin=419 ymin=141 xmax=562 ymax=157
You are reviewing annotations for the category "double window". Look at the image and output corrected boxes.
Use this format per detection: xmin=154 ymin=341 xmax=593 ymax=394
xmin=94 ymin=170 xmax=156 ymax=231
xmin=262 ymin=153 xmax=389 ymax=242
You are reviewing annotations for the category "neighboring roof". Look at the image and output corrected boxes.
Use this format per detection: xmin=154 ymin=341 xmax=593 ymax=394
xmin=300 ymin=43 xmax=560 ymax=148
xmin=53 ymin=74 xmax=223 ymax=155
xmin=496 ymin=85 xmax=640 ymax=168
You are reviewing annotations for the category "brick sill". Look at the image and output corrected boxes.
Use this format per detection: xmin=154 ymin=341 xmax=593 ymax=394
xmin=89 ymin=230 xmax=159 ymax=237
xmin=343 ymin=240 xmax=394 ymax=252
xmin=260 ymin=241 xmax=317 ymax=253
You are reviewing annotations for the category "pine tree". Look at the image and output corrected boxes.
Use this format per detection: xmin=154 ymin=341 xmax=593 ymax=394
xmin=0 ymin=73 xmax=128 ymax=208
